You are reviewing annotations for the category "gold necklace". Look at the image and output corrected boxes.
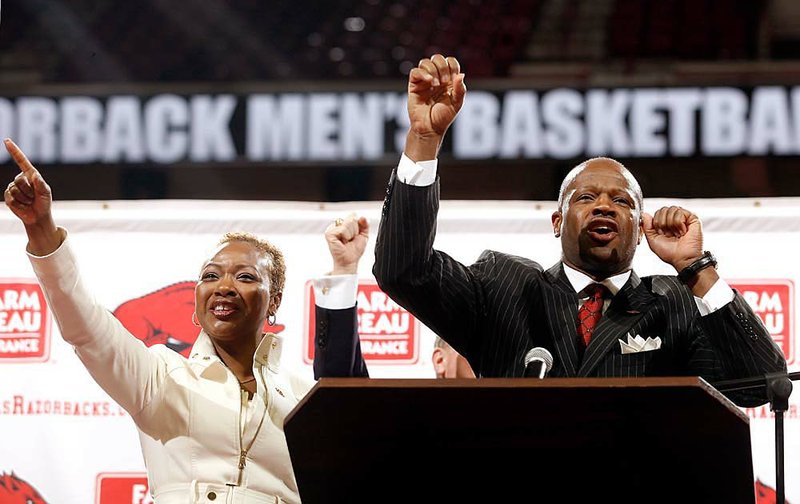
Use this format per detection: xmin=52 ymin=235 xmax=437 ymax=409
xmin=210 ymin=342 xmax=256 ymax=392
xmin=209 ymin=344 xmax=268 ymax=486
xmin=236 ymin=374 xmax=268 ymax=486
xmin=238 ymin=376 xmax=256 ymax=398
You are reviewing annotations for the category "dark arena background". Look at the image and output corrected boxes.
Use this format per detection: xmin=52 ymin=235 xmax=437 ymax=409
xmin=0 ymin=0 xmax=799 ymax=202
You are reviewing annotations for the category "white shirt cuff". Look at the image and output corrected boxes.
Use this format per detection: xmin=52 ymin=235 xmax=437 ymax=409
xmin=694 ymin=279 xmax=735 ymax=315
xmin=312 ymin=275 xmax=358 ymax=310
xmin=397 ymin=153 xmax=438 ymax=186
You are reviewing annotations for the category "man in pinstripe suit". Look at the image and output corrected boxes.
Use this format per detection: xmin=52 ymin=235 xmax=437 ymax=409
xmin=372 ymin=54 xmax=786 ymax=407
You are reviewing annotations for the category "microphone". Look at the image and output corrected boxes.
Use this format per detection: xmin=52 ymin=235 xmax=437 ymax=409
xmin=523 ymin=347 xmax=553 ymax=379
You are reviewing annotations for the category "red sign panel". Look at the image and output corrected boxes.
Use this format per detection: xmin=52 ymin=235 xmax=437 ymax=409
xmin=0 ymin=280 xmax=51 ymax=362
xmin=95 ymin=473 xmax=150 ymax=504
xmin=730 ymin=280 xmax=794 ymax=365
xmin=305 ymin=279 xmax=419 ymax=365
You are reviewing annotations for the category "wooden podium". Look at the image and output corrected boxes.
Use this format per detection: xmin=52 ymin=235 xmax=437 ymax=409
xmin=284 ymin=377 xmax=755 ymax=503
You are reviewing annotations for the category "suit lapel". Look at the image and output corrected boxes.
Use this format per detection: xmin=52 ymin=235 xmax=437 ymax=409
xmin=578 ymin=271 xmax=657 ymax=376
xmin=544 ymin=263 xmax=581 ymax=377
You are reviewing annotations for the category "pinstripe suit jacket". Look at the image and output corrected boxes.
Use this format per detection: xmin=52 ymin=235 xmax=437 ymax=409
xmin=373 ymin=173 xmax=787 ymax=407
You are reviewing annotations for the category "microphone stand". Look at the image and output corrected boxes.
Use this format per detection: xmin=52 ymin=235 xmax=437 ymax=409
xmin=713 ymin=371 xmax=800 ymax=504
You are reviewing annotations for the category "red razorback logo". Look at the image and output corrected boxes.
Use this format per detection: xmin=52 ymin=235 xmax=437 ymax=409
xmin=0 ymin=472 xmax=48 ymax=503
xmin=113 ymin=282 xmax=284 ymax=357
xmin=756 ymin=479 xmax=791 ymax=504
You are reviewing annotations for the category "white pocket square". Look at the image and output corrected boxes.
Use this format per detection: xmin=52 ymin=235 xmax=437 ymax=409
xmin=618 ymin=333 xmax=662 ymax=354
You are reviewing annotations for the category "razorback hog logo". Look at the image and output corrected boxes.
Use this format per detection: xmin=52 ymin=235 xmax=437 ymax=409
xmin=0 ymin=472 xmax=48 ymax=503
xmin=756 ymin=479 xmax=791 ymax=504
xmin=113 ymin=282 xmax=284 ymax=357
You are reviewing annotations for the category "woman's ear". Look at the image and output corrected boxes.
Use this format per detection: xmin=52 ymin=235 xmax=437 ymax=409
xmin=269 ymin=292 xmax=283 ymax=316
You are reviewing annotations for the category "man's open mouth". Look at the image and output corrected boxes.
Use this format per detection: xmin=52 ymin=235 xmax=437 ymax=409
xmin=587 ymin=219 xmax=618 ymax=242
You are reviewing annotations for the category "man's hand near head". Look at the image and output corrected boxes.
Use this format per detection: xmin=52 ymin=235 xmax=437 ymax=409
xmin=643 ymin=206 xmax=718 ymax=296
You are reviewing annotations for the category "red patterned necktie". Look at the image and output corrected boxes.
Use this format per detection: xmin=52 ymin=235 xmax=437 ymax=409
xmin=577 ymin=284 xmax=607 ymax=346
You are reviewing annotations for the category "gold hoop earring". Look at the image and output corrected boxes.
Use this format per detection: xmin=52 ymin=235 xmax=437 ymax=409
xmin=192 ymin=313 xmax=201 ymax=327
xmin=267 ymin=314 xmax=276 ymax=326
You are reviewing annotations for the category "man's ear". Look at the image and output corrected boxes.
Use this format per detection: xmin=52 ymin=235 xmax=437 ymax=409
xmin=551 ymin=210 xmax=562 ymax=237
xmin=432 ymin=348 xmax=445 ymax=378
xmin=637 ymin=216 xmax=644 ymax=245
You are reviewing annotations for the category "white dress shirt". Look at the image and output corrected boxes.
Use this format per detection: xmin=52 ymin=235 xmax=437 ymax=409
xmin=312 ymin=274 xmax=358 ymax=309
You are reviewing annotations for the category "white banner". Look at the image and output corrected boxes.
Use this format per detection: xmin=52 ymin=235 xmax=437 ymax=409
xmin=0 ymin=197 xmax=798 ymax=502
xmin=1 ymin=86 xmax=800 ymax=164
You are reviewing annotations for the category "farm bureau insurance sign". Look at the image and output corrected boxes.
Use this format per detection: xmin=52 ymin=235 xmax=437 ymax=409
xmin=1 ymin=86 xmax=799 ymax=164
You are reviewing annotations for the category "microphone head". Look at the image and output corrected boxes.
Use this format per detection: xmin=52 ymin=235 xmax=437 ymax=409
xmin=524 ymin=347 xmax=554 ymax=373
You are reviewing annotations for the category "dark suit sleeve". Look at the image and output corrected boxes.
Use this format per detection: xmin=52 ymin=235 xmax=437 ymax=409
xmin=313 ymin=305 xmax=369 ymax=379
xmin=373 ymin=172 xmax=487 ymax=358
xmin=690 ymin=291 xmax=787 ymax=407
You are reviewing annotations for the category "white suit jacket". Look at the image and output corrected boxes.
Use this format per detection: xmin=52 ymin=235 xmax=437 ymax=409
xmin=30 ymin=236 xmax=311 ymax=503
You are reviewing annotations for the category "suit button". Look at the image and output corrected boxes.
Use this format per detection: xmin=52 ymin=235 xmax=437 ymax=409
xmin=208 ymin=491 xmax=217 ymax=500
xmin=320 ymin=321 xmax=328 ymax=330
xmin=319 ymin=337 xmax=327 ymax=349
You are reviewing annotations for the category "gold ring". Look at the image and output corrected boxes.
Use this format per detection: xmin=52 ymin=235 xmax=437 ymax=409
xmin=334 ymin=218 xmax=344 ymax=226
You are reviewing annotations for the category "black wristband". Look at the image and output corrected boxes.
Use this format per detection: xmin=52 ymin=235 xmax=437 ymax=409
xmin=677 ymin=251 xmax=717 ymax=283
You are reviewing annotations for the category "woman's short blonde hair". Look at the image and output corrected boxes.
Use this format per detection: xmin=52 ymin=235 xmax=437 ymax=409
xmin=218 ymin=232 xmax=286 ymax=297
